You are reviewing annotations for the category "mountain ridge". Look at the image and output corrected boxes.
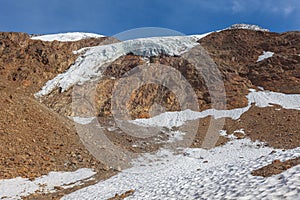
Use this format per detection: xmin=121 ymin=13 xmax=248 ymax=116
xmin=0 ymin=27 xmax=299 ymax=199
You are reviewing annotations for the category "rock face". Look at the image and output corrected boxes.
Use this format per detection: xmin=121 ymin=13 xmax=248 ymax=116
xmin=200 ymin=30 xmax=300 ymax=94
xmin=0 ymin=32 xmax=116 ymax=93
xmin=38 ymin=29 xmax=300 ymax=119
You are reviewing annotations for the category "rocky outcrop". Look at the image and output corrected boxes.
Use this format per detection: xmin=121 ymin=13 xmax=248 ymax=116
xmin=0 ymin=32 xmax=117 ymax=93
xmin=32 ymin=29 xmax=300 ymax=119
xmin=200 ymin=30 xmax=300 ymax=94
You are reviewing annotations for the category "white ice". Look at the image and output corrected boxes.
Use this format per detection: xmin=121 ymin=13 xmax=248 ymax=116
xmin=30 ymin=32 xmax=105 ymax=42
xmin=34 ymin=35 xmax=203 ymax=98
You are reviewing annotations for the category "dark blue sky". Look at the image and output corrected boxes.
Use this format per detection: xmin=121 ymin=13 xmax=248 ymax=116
xmin=0 ymin=0 xmax=299 ymax=36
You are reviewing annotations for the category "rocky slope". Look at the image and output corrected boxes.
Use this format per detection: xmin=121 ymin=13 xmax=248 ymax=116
xmin=37 ymin=29 xmax=300 ymax=120
xmin=0 ymin=33 xmax=118 ymax=179
xmin=0 ymin=27 xmax=299 ymax=198
xmin=200 ymin=30 xmax=300 ymax=94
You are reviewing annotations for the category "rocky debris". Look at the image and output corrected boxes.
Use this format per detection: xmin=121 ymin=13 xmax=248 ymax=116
xmin=224 ymin=105 xmax=300 ymax=149
xmin=108 ymin=190 xmax=135 ymax=200
xmin=248 ymin=53 xmax=300 ymax=93
xmin=0 ymin=28 xmax=299 ymax=182
xmin=252 ymin=157 xmax=300 ymax=177
xmin=0 ymin=80 xmax=108 ymax=180
xmin=0 ymin=32 xmax=119 ymax=179
xmin=0 ymin=32 xmax=118 ymax=93
xmin=39 ymin=54 xmax=146 ymax=118
xmin=190 ymin=116 xmax=229 ymax=148
xmin=200 ymin=30 xmax=300 ymax=95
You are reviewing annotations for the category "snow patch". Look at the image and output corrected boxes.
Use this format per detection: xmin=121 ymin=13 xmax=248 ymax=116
xmin=163 ymin=130 xmax=186 ymax=143
xmin=72 ymin=116 xmax=96 ymax=125
xmin=234 ymin=129 xmax=245 ymax=134
xmin=130 ymin=90 xmax=300 ymax=128
xmin=219 ymin=130 xmax=228 ymax=137
xmin=219 ymin=129 xmax=245 ymax=140
xmin=257 ymin=51 xmax=274 ymax=62
xmin=190 ymin=32 xmax=215 ymax=40
xmin=227 ymin=24 xmax=269 ymax=32
xmin=0 ymin=168 xmax=96 ymax=200
xmin=62 ymin=140 xmax=300 ymax=199
xmin=248 ymin=89 xmax=300 ymax=110
xmin=31 ymin=32 xmax=105 ymax=42
xmin=34 ymin=35 xmax=201 ymax=98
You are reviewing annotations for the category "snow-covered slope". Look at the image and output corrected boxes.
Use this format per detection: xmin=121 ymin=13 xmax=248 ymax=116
xmin=0 ymin=168 xmax=95 ymax=200
xmin=35 ymin=35 xmax=203 ymax=98
xmin=34 ymin=25 xmax=274 ymax=98
xmin=226 ymin=24 xmax=269 ymax=32
xmin=130 ymin=89 xmax=300 ymax=128
xmin=62 ymin=139 xmax=300 ymax=200
xmin=62 ymin=89 xmax=300 ymax=199
xmin=30 ymin=32 xmax=105 ymax=42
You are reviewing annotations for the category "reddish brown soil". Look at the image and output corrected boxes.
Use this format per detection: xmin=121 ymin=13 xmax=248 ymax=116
xmin=252 ymin=157 xmax=300 ymax=177
xmin=0 ymin=33 xmax=118 ymax=179
xmin=224 ymin=105 xmax=300 ymax=149
xmin=0 ymin=79 xmax=107 ymax=180
xmin=107 ymin=190 xmax=135 ymax=200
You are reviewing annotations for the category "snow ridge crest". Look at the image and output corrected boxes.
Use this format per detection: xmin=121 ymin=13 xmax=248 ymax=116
xmin=226 ymin=24 xmax=269 ymax=32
